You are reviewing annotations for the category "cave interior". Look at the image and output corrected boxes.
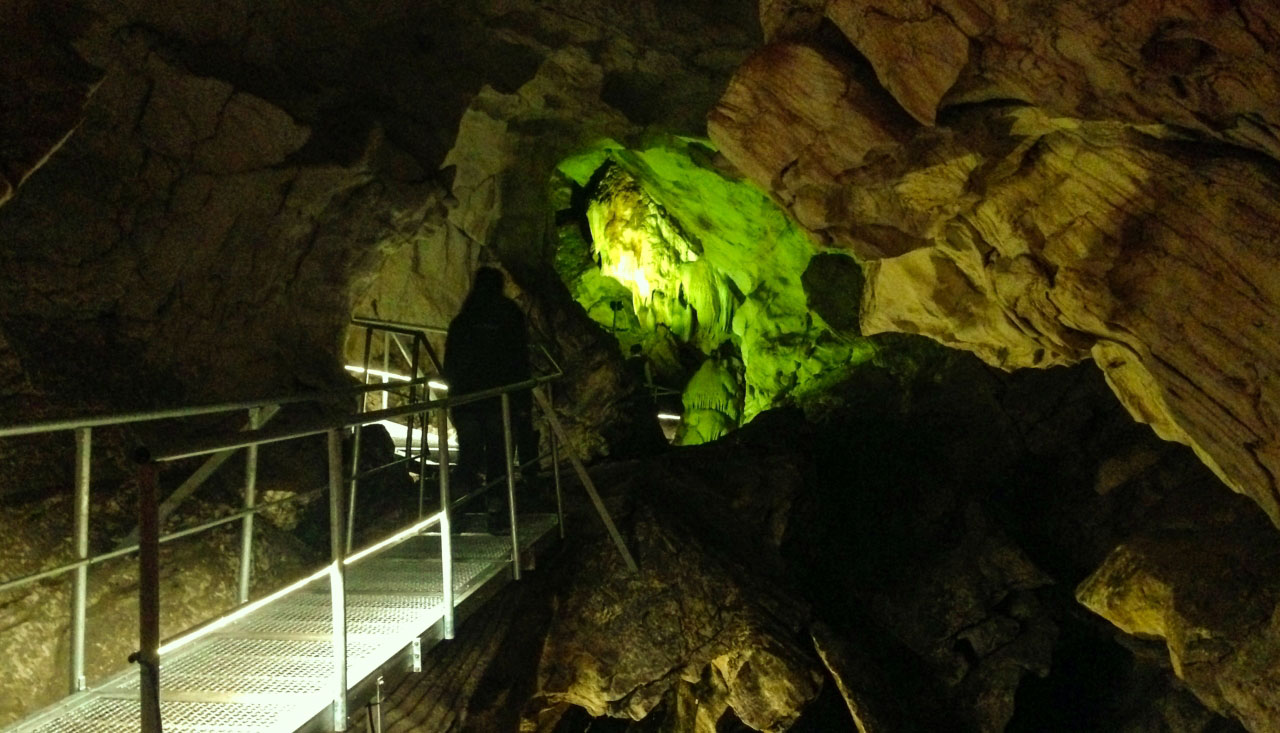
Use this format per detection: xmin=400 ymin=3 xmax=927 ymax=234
xmin=3 ymin=0 xmax=1280 ymax=731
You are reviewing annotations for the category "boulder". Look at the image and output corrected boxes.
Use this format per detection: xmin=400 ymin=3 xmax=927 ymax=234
xmin=1079 ymin=524 xmax=1280 ymax=731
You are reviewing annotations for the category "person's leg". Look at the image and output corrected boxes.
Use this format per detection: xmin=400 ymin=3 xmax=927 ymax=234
xmin=512 ymin=391 xmax=539 ymax=484
xmin=451 ymin=408 xmax=484 ymax=492
xmin=479 ymin=402 xmax=510 ymax=532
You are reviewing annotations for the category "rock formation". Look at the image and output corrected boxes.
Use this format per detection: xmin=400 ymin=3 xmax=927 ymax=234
xmin=530 ymin=439 xmax=823 ymax=731
xmin=1078 ymin=518 xmax=1280 ymax=731
xmin=709 ymin=2 xmax=1280 ymax=528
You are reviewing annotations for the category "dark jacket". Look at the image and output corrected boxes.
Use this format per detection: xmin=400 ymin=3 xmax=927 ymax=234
xmin=443 ymin=285 xmax=530 ymax=407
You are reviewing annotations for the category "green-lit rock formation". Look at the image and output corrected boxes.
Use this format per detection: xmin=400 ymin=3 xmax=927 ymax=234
xmin=553 ymin=138 xmax=876 ymax=439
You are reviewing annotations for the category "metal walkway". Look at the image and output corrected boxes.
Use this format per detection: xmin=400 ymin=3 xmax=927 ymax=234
xmin=0 ymin=318 xmax=634 ymax=733
xmin=16 ymin=515 xmax=559 ymax=733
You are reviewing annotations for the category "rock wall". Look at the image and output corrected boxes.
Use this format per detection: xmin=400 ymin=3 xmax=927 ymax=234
xmin=0 ymin=0 xmax=762 ymax=479
xmin=708 ymin=1 xmax=1280 ymax=527
xmin=0 ymin=485 xmax=313 ymax=726
xmin=529 ymin=432 xmax=824 ymax=731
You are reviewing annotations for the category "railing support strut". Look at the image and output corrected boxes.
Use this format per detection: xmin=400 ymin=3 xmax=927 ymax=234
xmin=70 ymin=427 xmax=91 ymax=694
xmin=327 ymin=429 xmax=349 ymax=731
xmin=501 ymin=394 xmax=521 ymax=580
xmin=238 ymin=406 xmax=264 ymax=604
xmin=436 ymin=405 xmax=454 ymax=639
xmin=533 ymin=388 xmax=637 ymax=572
xmin=136 ymin=461 xmax=162 ymax=733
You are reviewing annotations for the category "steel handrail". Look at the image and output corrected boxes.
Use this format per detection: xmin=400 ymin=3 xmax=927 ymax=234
xmin=350 ymin=317 xmax=447 ymax=377
xmin=2 ymin=321 xmax=572 ymax=730
xmin=152 ymin=505 xmax=447 ymax=657
xmin=350 ymin=316 xmax=448 ymax=335
xmin=0 ymin=488 xmax=326 ymax=596
xmin=0 ymin=375 xmax=434 ymax=439
xmin=147 ymin=375 xmax=560 ymax=463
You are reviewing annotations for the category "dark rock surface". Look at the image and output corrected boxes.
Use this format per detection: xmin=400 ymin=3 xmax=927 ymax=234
xmin=530 ymin=433 xmax=823 ymax=731
xmin=0 ymin=480 xmax=314 ymax=725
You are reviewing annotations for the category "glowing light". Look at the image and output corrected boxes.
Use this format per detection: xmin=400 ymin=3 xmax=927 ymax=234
xmin=345 ymin=365 xmax=411 ymax=382
xmin=159 ymin=511 xmax=445 ymax=656
xmin=158 ymin=567 xmax=330 ymax=655
xmin=657 ymin=413 xmax=682 ymax=422
xmin=346 ymin=366 xmax=448 ymax=391
xmin=345 ymin=511 xmax=445 ymax=565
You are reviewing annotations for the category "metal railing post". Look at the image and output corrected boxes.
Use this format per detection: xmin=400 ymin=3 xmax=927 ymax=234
xmin=347 ymin=329 xmax=373 ymax=552
xmin=70 ymin=427 xmax=91 ymax=693
xmin=327 ymin=429 xmax=349 ymax=731
xmin=413 ymin=335 xmax=425 ymax=519
xmin=436 ymin=405 xmax=454 ymax=639
xmin=380 ymin=331 xmax=390 ymax=411
xmin=237 ymin=406 xmax=263 ymax=604
xmin=500 ymin=393 xmax=521 ymax=580
xmin=404 ymin=335 xmax=421 ymax=508
xmin=543 ymin=387 xmax=564 ymax=539
xmin=137 ymin=461 xmax=162 ymax=733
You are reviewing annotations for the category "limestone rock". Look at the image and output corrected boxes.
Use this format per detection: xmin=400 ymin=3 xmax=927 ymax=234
xmin=810 ymin=621 xmax=899 ymax=732
xmin=532 ymin=432 xmax=823 ymax=730
xmin=534 ymin=504 xmax=822 ymax=730
xmin=1078 ymin=524 xmax=1280 ymax=731
xmin=0 ymin=1 xmax=102 ymax=207
xmin=0 ymin=489 xmax=310 ymax=726
xmin=759 ymin=0 xmax=1280 ymax=160
xmin=710 ymin=4 xmax=1280 ymax=527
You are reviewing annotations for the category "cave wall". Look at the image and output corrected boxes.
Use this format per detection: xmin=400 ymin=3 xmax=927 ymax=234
xmin=0 ymin=0 xmax=763 ymax=481
xmin=708 ymin=1 xmax=1280 ymax=527
xmin=0 ymin=1 xmax=760 ymax=725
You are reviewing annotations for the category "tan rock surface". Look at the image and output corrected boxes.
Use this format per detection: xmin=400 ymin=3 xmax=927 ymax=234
xmin=0 ymin=490 xmax=311 ymax=726
xmin=1078 ymin=525 xmax=1280 ymax=731
xmin=710 ymin=1 xmax=1280 ymax=525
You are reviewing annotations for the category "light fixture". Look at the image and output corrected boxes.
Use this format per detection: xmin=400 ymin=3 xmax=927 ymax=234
xmin=344 ymin=365 xmax=411 ymax=382
xmin=657 ymin=413 xmax=682 ymax=422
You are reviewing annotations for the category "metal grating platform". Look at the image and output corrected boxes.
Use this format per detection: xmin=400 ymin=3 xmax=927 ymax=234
xmin=14 ymin=514 xmax=559 ymax=733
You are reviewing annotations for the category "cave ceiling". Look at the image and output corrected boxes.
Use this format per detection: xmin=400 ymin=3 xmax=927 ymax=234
xmin=709 ymin=0 xmax=1280 ymax=527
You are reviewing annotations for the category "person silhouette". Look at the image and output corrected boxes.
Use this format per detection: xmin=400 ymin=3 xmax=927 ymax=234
xmin=443 ymin=267 xmax=536 ymax=532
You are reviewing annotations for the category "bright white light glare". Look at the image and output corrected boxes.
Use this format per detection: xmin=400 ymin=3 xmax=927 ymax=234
xmin=159 ymin=511 xmax=446 ymax=656
xmin=158 ymin=567 xmax=329 ymax=655
xmin=345 ymin=511 xmax=445 ymax=565
xmin=428 ymin=380 xmax=449 ymax=391
xmin=345 ymin=365 xmax=411 ymax=382
xmin=657 ymin=413 xmax=682 ymax=422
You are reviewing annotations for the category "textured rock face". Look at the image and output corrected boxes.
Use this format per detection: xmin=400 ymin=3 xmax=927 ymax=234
xmin=532 ymin=439 xmax=823 ymax=730
xmin=1078 ymin=521 xmax=1280 ymax=731
xmin=709 ymin=1 xmax=1280 ymax=527
xmin=0 ymin=1 xmax=102 ymax=207
xmin=0 ymin=488 xmax=311 ymax=725
xmin=0 ymin=0 xmax=759 ymax=471
xmin=0 ymin=1 xmax=450 ymax=455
